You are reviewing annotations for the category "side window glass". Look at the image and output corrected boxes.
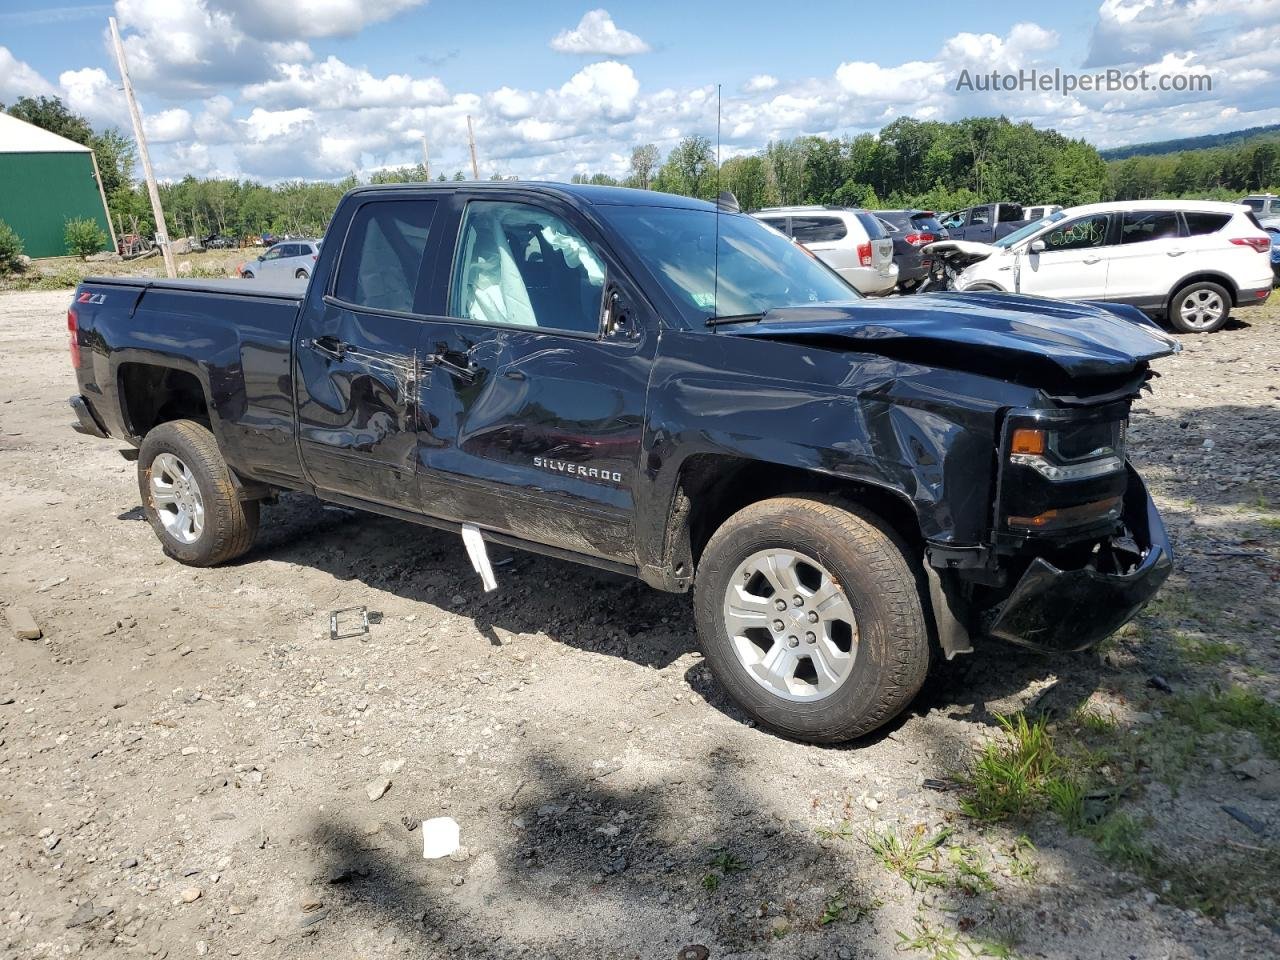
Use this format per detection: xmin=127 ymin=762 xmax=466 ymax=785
xmin=334 ymin=200 xmax=437 ymax=313
xmin=1182 ymin=212 xmax=1231 ymax=236
xmin=968 ymin=208 xmax=990 ymax=226
xmin=1041 ymin=215 xmax=1110 ymax=251
xmin=759 ymin=218 xmax=789 ymax=236
xmin=1121 ymin=211 xmax=1179 ymax=244
xmin=263 ymin=246 xmax=282 ymax=261
xmin=791 ymin=217 xmax=847 ymax=243
xmin=449 ymin=201 xmax=606 ymax=335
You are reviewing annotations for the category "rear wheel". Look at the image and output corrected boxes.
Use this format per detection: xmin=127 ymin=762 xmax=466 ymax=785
xmin=693 ymin=497 xmax=930 ymax=743
xmin=137 ymin=419 xmax=258 ymax=567
xmin=295 ymin=268 xmax=309 ymax=280
xmin=1169 ymin=280 xmax=1230 ymax=333
xmin=241 ymin=270 xmax=254 ymax=280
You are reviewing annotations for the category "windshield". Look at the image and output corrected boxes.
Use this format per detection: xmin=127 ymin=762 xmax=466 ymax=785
xmin=993 ymin=210 xmax=1068 ymax=249
xmin=596 ymin=204 xmax=859 ymax=327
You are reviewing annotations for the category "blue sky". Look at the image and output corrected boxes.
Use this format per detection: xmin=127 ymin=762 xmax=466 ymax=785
xmin=1 ymin=1 xmax=1277 ymax=182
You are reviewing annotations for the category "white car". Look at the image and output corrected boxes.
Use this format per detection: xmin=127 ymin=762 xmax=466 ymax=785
xmin=941 ymin=200 xmax=1273 ymax=333
xmin=753 ymin=207 xmax=898 ymax=295
xmin=240 ymin=240 xmax=322 ymax=282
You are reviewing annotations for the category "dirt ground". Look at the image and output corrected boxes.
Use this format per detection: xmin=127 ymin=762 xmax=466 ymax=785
xmin=1 ymin=288 xmax=1277 ymax=960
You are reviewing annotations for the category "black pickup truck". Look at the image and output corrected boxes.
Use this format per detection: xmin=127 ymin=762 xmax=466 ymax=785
xmin=68 ymin=182 xmax=1177 ymax=743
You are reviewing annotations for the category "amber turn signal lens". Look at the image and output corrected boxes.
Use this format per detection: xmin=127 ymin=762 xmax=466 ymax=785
xmin=1010 ymin=428 xmax=1046 ymax=456
xmin=1007 ymin=496 xmax=1122 ymax=531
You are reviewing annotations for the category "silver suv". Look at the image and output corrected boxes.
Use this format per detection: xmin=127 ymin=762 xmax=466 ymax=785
xmin=753 ymin=207 xmax=897 ymax=295
xmin=240 ymin=240 xmax=322 ymax=282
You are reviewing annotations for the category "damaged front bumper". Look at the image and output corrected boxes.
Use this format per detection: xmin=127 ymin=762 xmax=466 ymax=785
xmin=986 ymin=467 xmax=1171 ymax=653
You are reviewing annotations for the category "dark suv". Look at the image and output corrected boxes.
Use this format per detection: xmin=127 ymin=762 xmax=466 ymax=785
xmin=875 ymin=210 xmax=949 ymax=292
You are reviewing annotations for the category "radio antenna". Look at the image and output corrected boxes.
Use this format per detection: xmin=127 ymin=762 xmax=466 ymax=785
xmin=712 ymin=82 xmax=722 ymax=330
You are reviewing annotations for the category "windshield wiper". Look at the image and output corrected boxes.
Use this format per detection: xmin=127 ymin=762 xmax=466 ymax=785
xmin=705 ymin=312 xmax=764 ymax=328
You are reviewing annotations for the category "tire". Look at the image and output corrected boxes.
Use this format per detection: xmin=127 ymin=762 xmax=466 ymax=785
xmin=964 ymin=282 xmax=1002 ymax=292
xmin=137 ymin=419 xmax=259 ymax=567
xmin=241 ymin=270 xmax=254 ymax=280
xmin=295 ymin=269 xmax=309 ymax=280
xmin=693 ymin=496 xmax=930 ymax=743
xmin=1169 ymin=280 xmax=1231 ymax=333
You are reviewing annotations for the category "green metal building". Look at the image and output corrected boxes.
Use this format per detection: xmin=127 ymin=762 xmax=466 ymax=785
xmin=0 ymin=113 xmax=114 ymax=259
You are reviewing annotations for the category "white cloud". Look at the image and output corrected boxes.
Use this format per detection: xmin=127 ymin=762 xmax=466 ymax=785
xmin=217 ymin=0 xmax=425 ymax=40
xmin=557 ymin=61 xmax=640 ymax=117
xmin=58 ymin=67 xmax=127 ymax=126
xmin=243 ymin=57 xmax=449 ymax=110
xmin=0 ymin=46 xmax=57 ymax=101
xmin=144 ymin=107 xmax=192 ymax=142
xmin=743 ymin=74 xmax=778 ymax=93
xmin=550 ymin=9 xmax=650 ymax=56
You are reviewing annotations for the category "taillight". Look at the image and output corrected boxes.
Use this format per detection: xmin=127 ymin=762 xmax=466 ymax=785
xmin=312 ymin=254 xmax=317 ymax=261
xmin=857 ymin=241 xmax=872 ymax=267
xmin=905 ymin=232 xmax=936 ymax=246
xmin=1231 ymin=236 xmax=1271 ymax=254
xmin=67 ymin=307 xmax=80 ymax=368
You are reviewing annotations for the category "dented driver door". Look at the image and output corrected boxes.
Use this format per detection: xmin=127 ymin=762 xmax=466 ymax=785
xmin=413 ymin=193 xmax=654 ymax=565
xmin=294 ymin=198 xmax=440 ymax=510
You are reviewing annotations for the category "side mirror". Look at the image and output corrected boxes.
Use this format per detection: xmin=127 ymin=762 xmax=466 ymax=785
xmin=1028 ymin=239 xmax=1046 ymax=254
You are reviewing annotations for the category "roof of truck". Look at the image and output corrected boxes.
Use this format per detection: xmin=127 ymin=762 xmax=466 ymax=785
xmin=346 ymin=180 xmax=716 ymax=211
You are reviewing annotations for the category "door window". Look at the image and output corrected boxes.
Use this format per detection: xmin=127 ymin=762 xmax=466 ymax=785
xmin=1120 ymin=210 xmax=1179 ymax=244
xmin=449 ymin=201 xmax=606 ymax=335
xmin=940 ymin=212 xmax=965 ymax=230
xmin=334 ymin=200 xmax=438 ymax=314
xmin=261 ymin=246 xmax=284 ymax=261
xmin=791 ymin=216 xmax=847 ymax=243
xmin=967 ymin=208 xmax=990 ymax=226
xmin=1040 ymin=214 xmax=1110 ymax=251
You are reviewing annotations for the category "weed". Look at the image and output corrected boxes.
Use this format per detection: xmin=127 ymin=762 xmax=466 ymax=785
xmin=1073 ymin=705 xmax=1118 ymax=734
xmin=895 ymin=917 xmax=1016 ymax=959
xmin=1262 ymin=515 xmax=1280 ymax=531
xmin=815 ymin=821 xmax=855 ymax=841
xmin=1006 ymin=836 xmax=1038 ymax=881
xmin=1043 ymin=774 xmax=1087 ymax=828
xmin=866 ymin=824 xmax=953 ymax=889
xmin=960 ymin=713 xmax=1059 ymax=821
xmin=700 ymin=872 xmax=719 ymax=892
xmin=947 ymin=845 xmax=995 ymax=894
xmin=709 ymin=851 xmax=747 ymax=874
xmin=1086 ymin=811 xmax=1154 ymax=869
xmin=818 ymin=889 xmax=877 ymax=926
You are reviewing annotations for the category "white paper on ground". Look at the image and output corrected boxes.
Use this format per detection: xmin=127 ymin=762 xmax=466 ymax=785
xmin=422 ymin=816 xmax=461 ymax=859
xmin=461 ymin=523 xmax=498 ymax=592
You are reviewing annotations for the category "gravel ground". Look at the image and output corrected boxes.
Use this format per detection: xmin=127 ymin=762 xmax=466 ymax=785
xmin=1 ymin=288 xmax=1277 ymax=960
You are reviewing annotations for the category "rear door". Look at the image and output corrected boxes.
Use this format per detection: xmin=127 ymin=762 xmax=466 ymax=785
xmin=1104 ymin=209 xmax=1183 ymax=307
xmin=855 ymin=211 xmax=895 ymax=279
xmin=965 ymin=206 xmax=994 ymax=243
xmin=294 ymin=197 xmax=441 ymax=509
xmin=413 ymin=193 xmax=655 ymax=563
xmin=1017 ymin=212 xmax=1113 ymax=300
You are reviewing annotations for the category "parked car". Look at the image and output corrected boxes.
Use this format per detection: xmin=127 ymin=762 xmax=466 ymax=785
xmin=752 ymin=206 xmax=898 ymax=295
xmin=875 ymin=210 xmax=948 ymax=292
xmin=203 ymin=233 xmax=237 ymax=250
xmin=1267 ymin=226 xmax=1280 ymax=282
xmin=1240 ymin=194 xmax=1280 ymax=229
xmin=938 ymin=203 xmax=1030 ymax=243
xmin=68 ymin=182 xmax=1177 ymax=744
xmin=932 ymin=200 xmax=1273 ymax=333
xmin=239 ymin=240 xmax=322 ymax=281
xmin=1023 ymin=204 xmax=1063 ymax=222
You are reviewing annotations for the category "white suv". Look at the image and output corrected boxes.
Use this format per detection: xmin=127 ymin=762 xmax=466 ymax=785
xmin=753 ymin=207 xmax=898 ymax=295
xmin=951 ymin=200 xmax=1272 ymax=333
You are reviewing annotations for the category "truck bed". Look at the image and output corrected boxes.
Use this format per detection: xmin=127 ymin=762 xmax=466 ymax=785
xmin=84 ymin=275 xmax=306 ymax=302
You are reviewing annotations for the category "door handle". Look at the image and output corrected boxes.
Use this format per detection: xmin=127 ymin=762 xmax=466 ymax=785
xmin=1082 ymin=256 xmax=1102 ymax=265
xmin=308 ymin=336 xmax=353 ymax=360
xmin=426 ymin=352 xmax=479 ymax=382
xmin=1167 ymin=249 xmax=1186 ymax=257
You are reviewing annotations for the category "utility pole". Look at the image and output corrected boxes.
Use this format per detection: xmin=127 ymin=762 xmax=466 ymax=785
xmin=108 ymin=16 xmax=175 ymax=278
xmin=421 ymin=136 xmax=430 ymax=181
xmin=466 ymin=115 xmax=479 ymax=180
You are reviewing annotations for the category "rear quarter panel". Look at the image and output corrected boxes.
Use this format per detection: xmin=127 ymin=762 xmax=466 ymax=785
xmin=73 ymin=280 xmax=305 ymax=486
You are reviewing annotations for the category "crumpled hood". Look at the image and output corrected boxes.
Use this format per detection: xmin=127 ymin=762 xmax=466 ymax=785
xmin=722 ymin=292 xmax=1180 ymax=379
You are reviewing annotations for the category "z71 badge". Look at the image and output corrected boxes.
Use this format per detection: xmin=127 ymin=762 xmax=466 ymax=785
xmin=533 ymin=456 xmax=622 ymax=484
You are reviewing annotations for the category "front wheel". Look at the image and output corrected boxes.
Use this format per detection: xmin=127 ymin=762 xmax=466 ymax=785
xmin=241 ymin=270 xmax=254 ymax=280
xmin=693 ymin=497 xmax=930 ymax=743
xmin=295 ymin=268 xmax=309 ymax=280
xmin=137 ymin=419 xmax=259 ymax=566
xmin=1169 ymin=280 xmax=1230 ymax=333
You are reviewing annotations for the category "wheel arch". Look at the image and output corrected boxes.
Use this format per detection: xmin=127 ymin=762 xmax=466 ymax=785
xmin=116 ymin=360 xmax=214 ymax=441
xmin=1167 ymin=271 xmax=1239 ymax=312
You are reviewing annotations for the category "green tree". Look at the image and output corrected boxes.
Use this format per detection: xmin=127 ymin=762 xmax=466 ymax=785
xmin=654 ymin=136 xmax=716 ymax=199
xmin=0 ymin=219 xmax=25 ymax=275
xmin=88 ymin=128 xmax=135 ymax=196
xmin=628 ymin=143 xmax=660 ymax=190
xmin=64 ymin=217 xmax=107 ymax=258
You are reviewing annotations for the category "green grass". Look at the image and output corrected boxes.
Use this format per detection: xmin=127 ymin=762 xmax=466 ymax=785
xmin=895 ymin=917 xmax=1017 ymax=960
xmin=1165 ymin=686 xmax=1280 ymax=759
xmin=1172 ymin=631 xmax=1240 ymax=665
xmin=700 ymin=850 xmax=747 ymax=892
xmin=1261 ymin=516 xmax=1280 ymax=531
xmin=960 ymin=714 xmax=1062 ymax=822
xmin=866 ymin=824 xmax=954 ymax=890
xmin=818 ymin=889 xmax=878 ymax=926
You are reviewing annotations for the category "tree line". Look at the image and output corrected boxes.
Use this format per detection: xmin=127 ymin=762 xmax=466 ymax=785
xmin=5 ymin=96 xmax=1279 ymax=251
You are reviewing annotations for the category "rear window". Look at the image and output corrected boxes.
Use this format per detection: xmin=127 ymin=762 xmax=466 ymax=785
xmin=1182 ymin=212 xmax=1231 ymax=236
xmin=791 ymin=216 xmax=847 ymax=243
xmin=908 ymin=213 xmax=944 ymax=234
xmin=334 ymin=199 xmax=438 ymax=314
xmin=758 ymin=217 xmax=790 ymax=236
xmin=1120 ymin=210 xmax=1179 ymax=244
xmin=853 ymin=212 xmax=886 ymax=239
xmin=1242 ymin=198 xmax=1265 ymax=212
